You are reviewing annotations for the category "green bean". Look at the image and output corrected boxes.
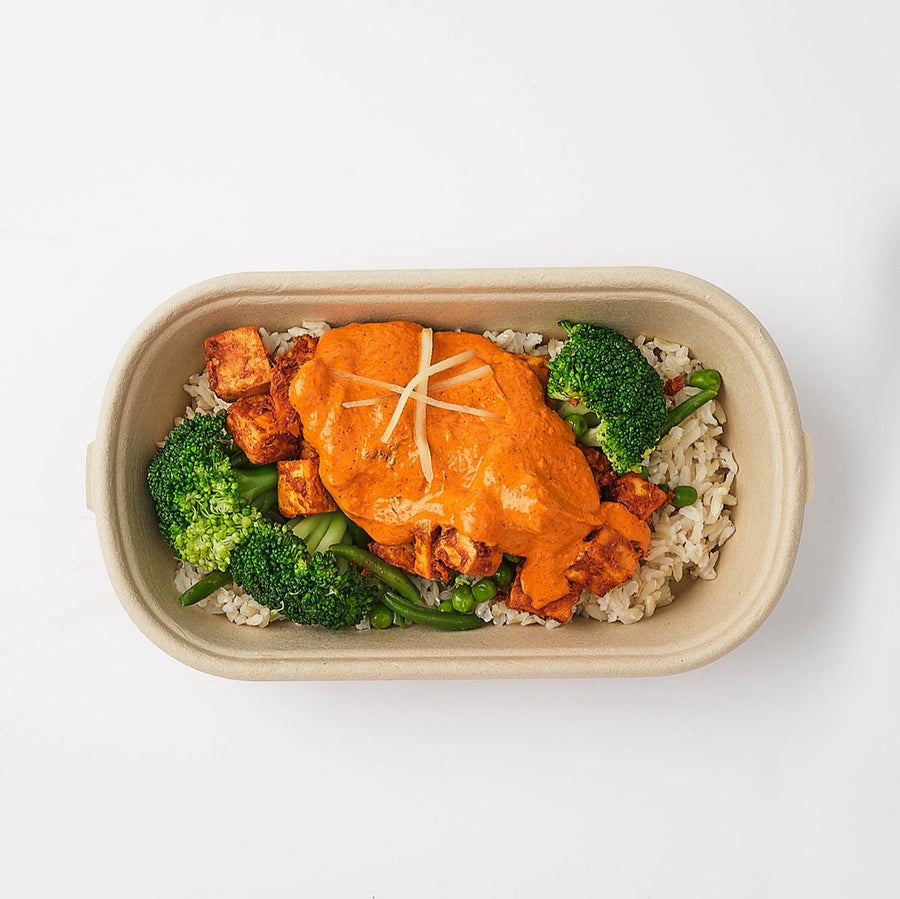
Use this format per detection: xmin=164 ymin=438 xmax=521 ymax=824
xmin=179 ymin=569 xmax=232 ymax=606
xmin=345 ymin=518 xmax=372 ymax=548
xmin=661 ymin=369 xmax=722 ymax=435
xmin=329 ymin=543 xmax=421 ymax=604
xmin=381 ymin=591 xmax=484 ymax=631
xmin=472 ymin=579 xmax=498 ymax=603
xmin=493 ymin=560 xmax=516 ymax=590
xmin=228 ymin=448 xmax=252 ymax=469
xmin=671 ymin=485 xmax=698 ymax=507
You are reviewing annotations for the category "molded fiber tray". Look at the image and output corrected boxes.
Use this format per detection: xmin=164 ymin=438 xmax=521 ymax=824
xmin=87 ymin=267 xmax=813 ymax=679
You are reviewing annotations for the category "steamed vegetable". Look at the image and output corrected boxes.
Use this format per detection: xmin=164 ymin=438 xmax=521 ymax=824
xmin=661 ymin=369 xmax=722 ymax=436
xmin=179 ymin=569 xmax=233 ymax=607
xmin=229 ymin=522 xmax=377 ymax=629
xmin=329 ymin=543 xmax=422 ymax=604
xmin=547 ymin=322 xmax=723 ymax=473
xmin=671 ymin=485 xmax=699 ymax=508
xmin=380 ymin=591 xmax=484 ymax=631
xmin=147 ymin=411 xmax=278 ymax=571
xmin=289 ymin=510 xmax=349 ymax=554
xmin=149 ymin=414 xmax=376 ymax=628
xmin=547 ymin=321 xmax=667 ymax=474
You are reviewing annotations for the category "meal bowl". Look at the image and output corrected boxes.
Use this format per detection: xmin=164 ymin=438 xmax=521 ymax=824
xmin=87 ymin=267 xmax=813 ymax=679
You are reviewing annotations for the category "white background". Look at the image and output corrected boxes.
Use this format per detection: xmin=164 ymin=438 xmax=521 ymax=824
xmin=2 ymin=2 xmax=898 ymax=896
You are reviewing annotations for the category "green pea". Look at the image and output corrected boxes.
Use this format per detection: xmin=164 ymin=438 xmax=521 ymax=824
xmin=504 ymin=553 xmax=525 ymax=564
xmin=437 ymin=600 xmax=455 ymax=613
xmin=370 ymin=602 xmax=394 ymax=629
xmin=451 ymin=583 xmax=476 ymax=613
xmin=472 ymin=579 xmax=498 ymax=603
xmin=568 ymin=414 xmax=588 ymax=440
xmin=671 ymin=485 xmax=698 ymax=508
xmin=493 ymin=560 xmax=515 ymax=590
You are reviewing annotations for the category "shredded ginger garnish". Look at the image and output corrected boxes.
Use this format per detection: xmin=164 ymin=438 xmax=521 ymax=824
xmin=414 ymin=328 xmax=434 ymax=483
xmin=330 ymin=345 xmax=500 ymax=483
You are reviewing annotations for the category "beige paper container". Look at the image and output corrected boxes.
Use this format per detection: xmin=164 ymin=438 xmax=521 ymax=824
xmin=87 ymin=267 xmax=813 ymax=679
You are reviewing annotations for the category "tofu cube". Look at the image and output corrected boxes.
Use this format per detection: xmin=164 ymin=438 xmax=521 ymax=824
xmin=433 ymin=528 xmax=502 ymax=577
xmin=368 ymin=541 xmax=417 ymax=575
xmin=269 ymin=335 xmax=318 ymax=437
xmin=607 ymin=473 xmax=669 ymax=522
xmin=564 ymin=525 xmax=642 ymax=597
xmin=412 ymin=523 xmax=451 ymax=581
xmin=204 ymin=326 xmax=273 ymax=402
xmin=226 ymin=395 xmax=299 ymax=464
xmin=507 ymin=572 xmax=578 ymax=622
xmin=367 ymin=527 xmax=451 ymax=582
xmin=277 ymin=459 xmax=338 ymax=518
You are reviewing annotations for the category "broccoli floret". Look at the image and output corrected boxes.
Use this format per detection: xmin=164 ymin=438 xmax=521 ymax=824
xmin=229 ymin=522 xmax=377 ymax=629
xmin=547 ymin=321 xmax=667 ymax=473
xmin=147 ymin=411 xmax=278 ymax=571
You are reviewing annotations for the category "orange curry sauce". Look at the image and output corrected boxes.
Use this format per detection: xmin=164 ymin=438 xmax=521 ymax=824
xmin=289 ymin=321 xmax=607 ymax=606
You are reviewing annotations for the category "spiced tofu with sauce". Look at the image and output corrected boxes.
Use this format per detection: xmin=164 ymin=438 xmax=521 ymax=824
xmin=276 ymin=459 xmax=337 ymax=518
xmin=226 ymin=395 xmax=299 ymax=464
xmin=269 ymin=335 xmax=318 ymax=437
xmin=204 ymin=326 xmax=273 ymax=402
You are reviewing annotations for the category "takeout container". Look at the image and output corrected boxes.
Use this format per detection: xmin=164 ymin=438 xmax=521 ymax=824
xmin=87 ymin=268 xmax=813 ymax=679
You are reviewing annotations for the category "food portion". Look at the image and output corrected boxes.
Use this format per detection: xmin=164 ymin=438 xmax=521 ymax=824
xmin=288 ymin=321 xmax=652 ymax=620
xmin=547 ymin=321 xmax=668 ymax=474
xmin=154 ymin=319 xmax=737 ymax=631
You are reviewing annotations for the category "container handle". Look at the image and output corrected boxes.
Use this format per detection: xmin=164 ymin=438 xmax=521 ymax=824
xmin=85 ymin=441 xmax=94 ymax=512
xmin=803 ymin=432 xmax=814 ymax=503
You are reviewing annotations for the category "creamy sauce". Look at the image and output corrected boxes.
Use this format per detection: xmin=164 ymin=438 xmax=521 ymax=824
xmin=289 ymin=321 xmax=606 ymax=605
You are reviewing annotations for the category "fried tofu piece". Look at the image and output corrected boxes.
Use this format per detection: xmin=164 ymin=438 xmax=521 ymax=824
xmin=226 ymin=394 xmax=299 ymax=464
xmin=596 ymin=501 xmax=651 ymax=552
xmin=507 ymin=571 xmax=580 ymax=623
xmin=367 ymin=525 xmax=452 ymax=582
xmin=433 ymin=528 xmax=502 ymax=577
xmin=565 ymin=525 xmax=642 ymax=597
xmin=578 ymin=445 xmax=618 ymax=493
xmin=558 ymin=501 xmax=651 ymax=598
xmin=270 ymin=336 xmax=318 ymax=437
xmin=277 ymin=459 xmax=337 ymax=518
xmin=368 ymin=541 xmax=417 ymax=575
xmin=412 ymin=523 xmax=451 ymax=581
xmin=204 ymin=326 xmax=273 ymax=402
xmin=607 ymin=472 xmax=670 ymax=522
xmin=664 ymin=374 xmax=685 ymax=397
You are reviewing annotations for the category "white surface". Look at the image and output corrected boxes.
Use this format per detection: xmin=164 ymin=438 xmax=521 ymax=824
xmin=1 ymin=1 xmax=897 ymax=896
